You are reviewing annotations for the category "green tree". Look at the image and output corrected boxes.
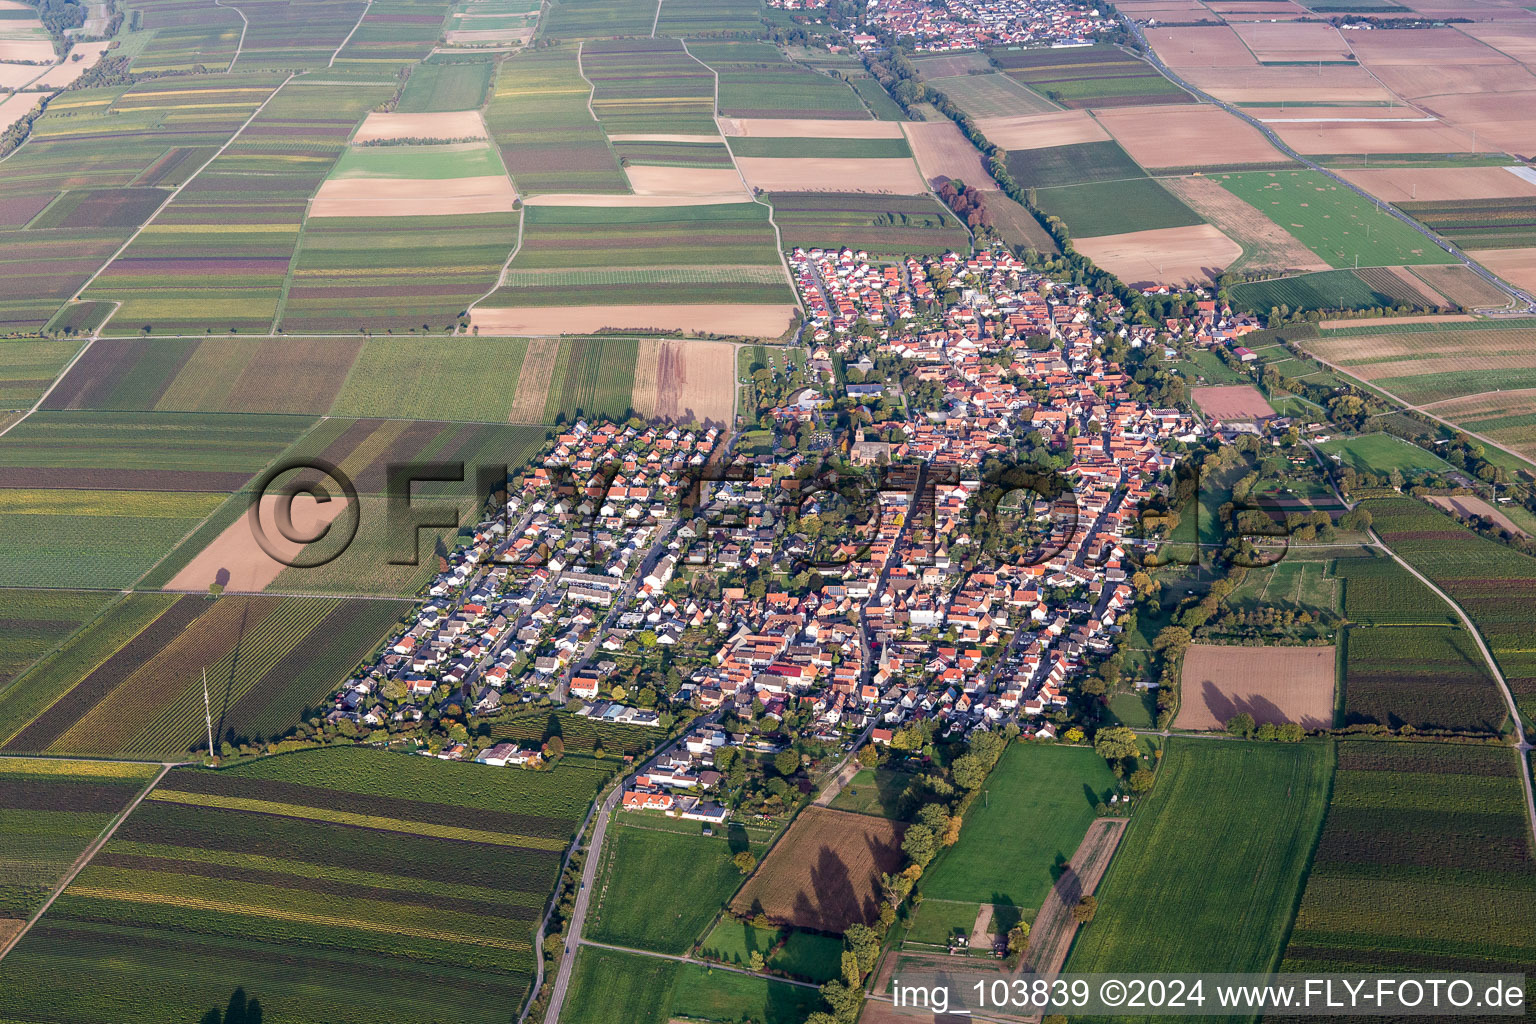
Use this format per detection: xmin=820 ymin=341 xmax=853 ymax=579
xmin=901 ymin=823 xmax=937 ymax=867
xmin=1226 ymin=713 xmax=1256 ymax=738
xmin=950 ymin=753 xmax=986 ymax=790
xmin=1128 ymin=768 xmax=1154 ymax=794
xmin=1093 ymin=726 xmax=1139 ymax=763
xmin=733 ymin=851 xmax=757 ymax=874
xmin=1071 ymin=895 xmax=1097 ymax=924
xmin=774 ymin=749 xmax=800 ymax=777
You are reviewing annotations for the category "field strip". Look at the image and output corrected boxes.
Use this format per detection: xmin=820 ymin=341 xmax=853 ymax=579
xmin=574 ymin=40 xmax=627 ymax=190
xmin=70 ymin=77 xmax=297 ymax=316
xmin=465 ymin=206 xmax=525 ymax=317
xmin=63 ymin=886 xmax=532 ymax=951
xmin=0 ymin=761 xmax=173 ymax=964
xmin=650 ymin=0 xmax=662 ymax=36
xmin=1365 ymin=531 xmax=1536 ymax=844
xmin=145 ymin=787 xmax=570 ymax=849
xmin=580 ymin=938 xmax=821 ymax=987
xmin=214 ymin=0 xmax=248 ymax=71
xmin=683 ymin=38 xmax=802 ymax=321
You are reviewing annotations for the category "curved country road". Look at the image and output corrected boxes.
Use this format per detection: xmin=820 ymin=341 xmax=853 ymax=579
xmin=1120 ymin=17 xmax=1536 ymax=312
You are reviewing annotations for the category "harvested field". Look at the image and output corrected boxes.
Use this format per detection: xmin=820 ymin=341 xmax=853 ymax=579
xmin=981 ymin=189 xmax=1059 ymax=253
xmin=1230 ymin=20 xmax=1352 ymax=62
xmin=1176 ymin=644 xmax=1337 ymax=730
xmin=622 ymin=165 xmax=747 ymax=198
xmin=471 ymin=304 xmax=795 ymax=338
xmin=1426 ymin=494 xmax=1527 ymax=536
xmin=973 ymin=109 xmax=1108 ymax=150
xmin=508 ymin=339 xmax=558 ymax=423
xmin=1162 ymin=175 xmax=1327 ymax=275
xmin=1192 ymin=384 xmax=1276 ymax=421
xmin=1179 ymin=64 xmax=1394 ymax=104
xmin=522 ymin=193 xmax=749 ymax=207
xmin=717 ymin=117 xmax=904 ymax=139
xmin=730 ymin=806 xmax=906 ymax=933
xmin=164 ymin=493 xmax=355 ymax=594
xmin=1271 ymin=118 xmax=1475 ymax=154
xmin=1073 ymin=224 xmax=1242 ymax=287
xmin=1020 ymin=818 xmax=1128 ymax=977
xmin=0 ymin=40 xmax=52 ymax=61
xmin=351 ymin=110 xmax=488 ymax=143
xmin=630 ymin=339 xmax=736 ymax=424
xmin=1410 ymin=264 xmax=1517 ymax=311
xmin=0 ymin=93 xmax=43 ymax=134
xmin=1092 ymin=103 xmax=1285 ymax=169
xmin=1348 ymin=26 xmax=1512 ymax=64
xmin=733 ymin=157 xmax=927 ymax=194
xmin=911 ymin=52 xmax=992 ymax=78
xmin=309 ymin=176 xmax=519 ymax=217
xmin=925 ymin=72 xmax=1059 ymax=119
xmin=901 ymin=121 xmax=996 ymax=187
xmin=1470 ymin=247 xmax=1536 ymax=294
xmin=30 ymin=43 xmax=111 ymax=88
xmin=1336 ymin=166 xmax=1536 ymax=203
xmin=1146 ymin=25 xmax=1259 ymax=68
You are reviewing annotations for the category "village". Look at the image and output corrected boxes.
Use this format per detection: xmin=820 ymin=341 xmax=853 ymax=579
xmin=764 ymin=0 xmax=1116 ymax=52
xmin=320 ymin=242 xmax=1278 ymax=828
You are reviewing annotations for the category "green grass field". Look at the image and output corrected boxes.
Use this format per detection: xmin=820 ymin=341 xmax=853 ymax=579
xmin=1215 ymin=170 xmax=1456 ymax=268
xmin=587 ymin=822 xmax=745 ymax=955
xmin=329 ymin=142 xmax=509 ymax=180
xmin=1004 ymin=140 xmax=1143 ymax=189
xmin=1316 ymin=433 xmax=1453 ymax=476
xmin=920 ymin=743 xmax=1118 ymax=911
xmin=562 ymin=946 xmax=821 ymax=1024
xmin=1067 ymin=740 xmax=1334 ymax=987
xmin=827 ymin=767 xmax=918 ymax=818
xmin=395 ymin=60 xmax=494 ymax=112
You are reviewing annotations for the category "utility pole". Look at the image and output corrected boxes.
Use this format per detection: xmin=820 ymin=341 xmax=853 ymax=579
xmin=203 ymin=668 xmax=215 ymax=762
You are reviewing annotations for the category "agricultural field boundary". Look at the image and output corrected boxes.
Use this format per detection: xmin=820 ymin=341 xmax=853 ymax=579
xmin=1301 ymin=345 xmax=1536 ymax=476
xmin=1117 ymin=15 xmax=1533 ymax=314
xmin=1365 ymin=528 xmax=1536 ymax=842
xmin=575 ymin=40 xmax=628 ymax=194
xmin=68 ymin=76 xmax=299 ymax=334
xmin=0 ymin=760 xmax=174 ymax=963
xmin=0 ymin=328 xmax=102 ymax=442
xmin=328 ymin=0 xmax=375 ymax=69
xmin=681 ymin=38 xmax=804 ymax=322
xmin=214 ymin=0 xmax=250 ymax=70
xmin=465 ymin=209 xmax=528 ymax=320
xmin=578 ymin=937 xmax=820 ymax=986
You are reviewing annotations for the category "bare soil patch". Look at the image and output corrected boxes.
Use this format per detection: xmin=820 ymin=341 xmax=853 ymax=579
xmin=1147 ymin=25 xmax=1258 ymax=67
xmin=1336 ymin=167 xmax=1536 ymax=203
xmin=0 ymin=92 xmax=43 ymax=133
xmin=968 ymin=903 xmax=999 ymax=952
xmin=509 ymin=338 xmax=557 ymax=423
xmin=1177 ymin=644 xmax=1336 ymax=731
xmin=1471 ymin=247 xmax=1536 ymax=294
xmin=1460 ymin=21 xmax=1536 ymax=63
xmin=1427 ymin=494 xmax=1528 ymax=536
xmin=631 ymin=339 xmax=737 ymax=425
xmin=1093 ymin=103 xmax=1283 ymax=168
xmin=731 ymin=805 xmax=907 ymax=932
xmin=718 ymin=117 xmax=905 ymax=139
xmin=902 ymin=121 xmax=997 ymax=187
xmin=0 ymin=40 xmax=54 ymax=61
xmin=623 ymin=164 xmax=747 ymax=198
xmin=974 ymin=109 xmax=1108 ymax=150
xmin=1409 ymin=265 xmax=1516 ymax=312
xmin=1270 ymin=118 xmax=1475 ymax=155
xmin=352 ymin=110 xmax=487 ymax=143
xmin=445 ymin=27 xmax=532 ymax=44
xmin=1073 ymin=223 xmax=1242 ymax=288
xmin=1020 ymin=818 xmax=1127 ymax=977
xmin=733 ymin=156 xmax=927 ymax=194
xmin=1192 ymin=384 xmax=1276 ymax=421
xmin=310 ymin=175 xmax=517 ymax=217
xmin=471 ymin=303 xmax=795 ymax=339
xmin=1163 ymin=175 xmax=1327 ymax=275
xmin=166 ymin=493 xmax=352 ymax=594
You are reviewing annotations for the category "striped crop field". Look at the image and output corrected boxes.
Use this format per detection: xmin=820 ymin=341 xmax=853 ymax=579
xmin=0 ymin=758 xmax=162 ymax=923
xmin=0 ymin=747 xmax=618 ymax=1024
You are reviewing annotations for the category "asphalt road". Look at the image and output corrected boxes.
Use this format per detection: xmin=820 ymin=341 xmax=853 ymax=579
xmin=1120 ymin=18 xmax=1536 ymax=313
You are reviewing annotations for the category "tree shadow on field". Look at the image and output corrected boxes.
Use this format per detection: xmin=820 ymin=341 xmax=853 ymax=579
xmin=197 ymin=988 xmax=261 ymax=1024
